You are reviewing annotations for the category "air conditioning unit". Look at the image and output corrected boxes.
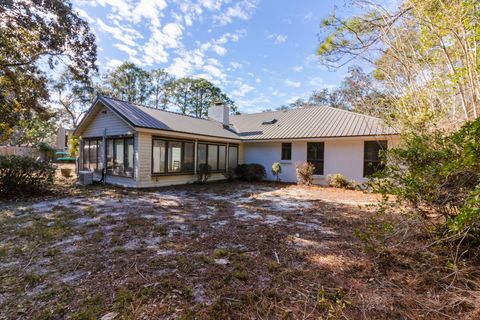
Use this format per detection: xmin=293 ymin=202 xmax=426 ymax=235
xmin=78 ymin=171 xmax=93 ymax=185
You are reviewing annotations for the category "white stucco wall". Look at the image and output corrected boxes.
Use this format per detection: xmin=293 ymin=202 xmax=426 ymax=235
xmin=243 ymin=136 xmax=400 ymax=185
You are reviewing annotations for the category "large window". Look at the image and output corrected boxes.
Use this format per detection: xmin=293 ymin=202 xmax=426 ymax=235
xmin=228 ymin=145 xmax=238 ymax=170
xmin=152 ymin=139 xmax=195 ymax=174
xmin=281 ymin=143 xmax=292 ymax=161
xmin=364 ymin=141 xmax=387 ymax=177
xmin=307 ymin=142 xmax=324 ymax=175
xmin=82 ymin=138 xmax=103 ymax=171
xmin=106 ymin=137 xmax=134 ymax=177
xmin=197 ymin=143 xmax=227 ymax=171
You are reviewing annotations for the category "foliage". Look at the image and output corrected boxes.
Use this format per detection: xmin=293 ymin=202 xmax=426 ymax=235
xmin=5 ymin=113 xmax=59 ymax=147
xmin=38 ymin=142 xmax=55 ymax=152
xmin=271 ymin=162 xmax=282 ymax=181
xmin=69 ymin=135 xmax=80 ymax=158
xmin=235 ymin=164 xmax=266 ymax=182
xmin=0 ymin=0 xmax=97 ymax=142
xmin=0 ymin=155 xmax=55 ymax=197
xmin=296 ymin=162 xmax=315 ymax=186
xmin=222 ymin=168 xmax=236 ymax=181
xmin=328 ymin=173 xmax=353 ymax=189
xmin=102 ymin=62 xmax=152 ymax=105
xmin=317 ymin=0 xmax=480 ymax=129
xmin=197 ymin=164 xmax=212 ymax=183
xmin=53 ymin=68 xmax=95 ymax=127
xmin=372 ymin=117 xmax=480 ymax=241
xmin=149 ymin=68 xmax=173 ymax=110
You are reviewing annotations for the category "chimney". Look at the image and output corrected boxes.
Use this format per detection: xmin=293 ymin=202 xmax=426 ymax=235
xmin=208 ymin=101 xmax=230 ymax=127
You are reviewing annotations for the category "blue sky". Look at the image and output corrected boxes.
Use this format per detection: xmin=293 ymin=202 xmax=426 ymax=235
xmin=72 ymin=0 xmax=361 ymax=113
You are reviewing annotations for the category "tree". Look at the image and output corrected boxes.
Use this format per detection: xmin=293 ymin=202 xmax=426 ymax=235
xmin=103 ymin=62 xmax=152 ymax=105
xmin=169 ymin=77 xmax=237 ymax=117
xmin=0 ymin=0 xmax=97 ymax=142
xmin=53 ymin=68 xmax=95 ymax=128
xmin=271 ymin=162 xmax=282 ymax=182
xmin=149 ymin=68 xmax=173 ymax=110
xmin=317 ymin=0 xmax=480 ymax=130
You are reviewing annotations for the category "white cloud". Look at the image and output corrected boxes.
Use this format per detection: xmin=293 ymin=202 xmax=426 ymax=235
xmin=96 ymin=18 xmax=143 ymax=47
xmin=213 ymin=0 xmax=258 ymax=25
xmin=268 ymin=33 xmax=287 ymax=44
xmin=143 ymin=22 xmax=183 ymax=65
xmin=113 ymin=43 xmax=138 ymax=57
xmin=307 ymin=76 xmax=336 ymax=89
xmin=131 ymin=0 xmax=167 ymax=27
xmin=232 ymin=83 xmax=254 ymax=97
xmin=212 ymin=44 xmax=227 ymax=56
xmin=106 ymin=58 xmax=123 ymax=69
xmin=230 ymin=62 xmax=242 ymax=69
xmin=255 ymin=77 xmax=261 ymax=83
xmin=284 ymin=79 xmax=301 ymax=88
xmin=293 ymin=65 xmax=303 ymax=72
xmin=304 ymin=12 xmax=314 ymax=21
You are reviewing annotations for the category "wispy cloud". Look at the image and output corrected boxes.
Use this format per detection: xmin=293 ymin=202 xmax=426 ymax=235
xmin=284 ymin=79 xmax=301 ymax=88
xmin=213 ymin=0 xmax=258 ymax=25
xmin=267 ymin=33 xmax=287 ymax=44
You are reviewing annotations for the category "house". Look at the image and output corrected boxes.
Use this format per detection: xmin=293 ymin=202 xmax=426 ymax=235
xmin=74 ymin=95 xmax=399 ymax=188
xmin=55 ymin=126 xmax=74 ymax=152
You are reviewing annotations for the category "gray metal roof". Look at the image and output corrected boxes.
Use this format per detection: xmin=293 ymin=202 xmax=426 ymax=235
xmin=77 ymin=95 xmax=397 ymax=140
xmin=229 ymin=106 xmax=397 ymax=140
xmin=94 ymin=96 xmax=240 ymax=140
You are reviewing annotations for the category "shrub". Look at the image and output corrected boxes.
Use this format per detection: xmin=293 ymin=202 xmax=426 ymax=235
xmin=371 ymin=117 xmax=480 ymax=243
xmin=0 ymin=155 xmax=55 ymax=197
xmin=197 ymin=164 xmax=212 ymax=183
xmin=296 ymin=162 xmax=315 ymax=185
xmin=328 ymin=173 xmax=353 ymax=189
xmin=222 ymin=168 xmax=236 ymax=181
xmin=235 ymin=163 xmax=266 ymax=181
xmin=271 ymin=162 xmax=282 ymax=181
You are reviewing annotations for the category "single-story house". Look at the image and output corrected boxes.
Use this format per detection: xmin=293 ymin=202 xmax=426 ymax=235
xmin=74 ymin=95 xmax=399 ymax=188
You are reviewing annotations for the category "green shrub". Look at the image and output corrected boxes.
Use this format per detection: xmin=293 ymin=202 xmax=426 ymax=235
xmin=296 ymin=162 xmax=315 ymax=185
xmin=197 ymin=164 xmax=212 ymax=183
xmin=371 ymin=117 xmax=480 ymax=242
xmin=0 ymin=155 xmax=55 ymax=197
xmin=271 ymin=162 xmax=282 ymax=181
xmin=328 ymin=173 xmax=352 ymax=189
xmin=222 ymin=168 xmax=236 ymax=181
xmin=235 ymin=163 xmax=266 ymax=181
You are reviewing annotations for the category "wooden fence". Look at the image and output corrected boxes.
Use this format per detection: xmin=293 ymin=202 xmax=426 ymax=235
xmin=0 ymin=146 xmax=40 ymax=157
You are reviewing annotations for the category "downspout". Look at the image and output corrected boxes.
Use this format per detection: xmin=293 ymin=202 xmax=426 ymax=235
xmin=103 ymin=128 xmax=107 ymax=185
xmin=226 ymin=143 xmax=229 ymax=170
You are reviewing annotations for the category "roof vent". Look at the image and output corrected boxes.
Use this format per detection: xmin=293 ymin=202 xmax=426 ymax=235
xmin=262 ymin=118 xmax=277 ymax=125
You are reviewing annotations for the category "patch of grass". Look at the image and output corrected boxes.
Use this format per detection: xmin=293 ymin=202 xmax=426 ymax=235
xmin=212 ymin=248 xmax=229 ymax=259
xmin=233 ymin=269 xmax=248 ymax=282
xmin=177 ymin=255 xmax=194 ymax=273
xmin=154 ymin=224 xmax=168 ymax=236
xmin=24 ymin=273 xmax=43 ymax=287
xmin=45 ymin=247 xmax=61 ymax=257
xmin=71 ymin=294 xmax=105 ymax=320
xmin=267 ymin=260 xmax=281 ymax=273
xmin=0 ymin=245 xmax=8 ymax=257
xmin=316 ymin=286 xmax=351 ymax=318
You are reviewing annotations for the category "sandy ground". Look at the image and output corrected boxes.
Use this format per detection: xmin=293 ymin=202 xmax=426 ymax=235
xmin=0 ymin=182 xmax=477 ymax=319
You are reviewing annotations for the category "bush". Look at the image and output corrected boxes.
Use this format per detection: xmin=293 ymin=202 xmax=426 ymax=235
xmin=371 ymin=117 xmax=480 ymax=242
xmin=271 ymin=162 xmax=282 ymax=181
xmin=222 ymin=168 xmax=236 ymax=181
xmin=328 ymin=173 xmax=353 ymax=189
xmin=0 ymin=155 xmax=55 ymax=197
xmin=235 ymin=163 xmax=266 ymax=181
xmin=197 ymin=164 xmax=212 ymax=183
xmin=296 ymin=162 xmax=315 ymax=185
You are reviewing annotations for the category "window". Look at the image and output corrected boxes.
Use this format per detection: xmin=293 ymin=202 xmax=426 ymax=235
xmin=218 ymin=145 xmax=226 ymax=170
xmin=364 ymin=141 xmax=387 ymax=177
xmin=281 ymin=143 xmax=292 ymax=161
xmin=307 ymin=142 xmax=324 ymax=175
xmin=152 ymin=140 xmax=166 ymax=173
xmin=82 ymin=138 xmax=102 ymax=171
xmin=184 ymin=143 xmax=195 ymax=172
xmin=152 ymin=139 xmax=195 ymax=174
xmin=208 ymin=145 xmax=218 ymax=170
xmin=197 ymin=143 xmax=227 ymax=171
xmin=228 ymin=145 xmax=238 ymax=169
xmin=106 ymin=137 xmax=134 ymax=177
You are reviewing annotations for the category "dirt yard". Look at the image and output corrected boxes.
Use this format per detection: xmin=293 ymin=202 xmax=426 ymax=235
xmin=0 ymin=182 xmax=477 ymax=319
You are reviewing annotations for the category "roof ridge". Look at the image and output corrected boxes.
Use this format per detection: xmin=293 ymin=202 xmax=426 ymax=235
xmin=98 ymin=94 xmax=211 ymax=121
xmin=230 ymin=105 xmax=383 ymax=121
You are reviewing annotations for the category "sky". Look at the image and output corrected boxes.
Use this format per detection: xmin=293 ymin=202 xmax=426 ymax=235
xmin=72 ymin=0 xmax=363 ymax=113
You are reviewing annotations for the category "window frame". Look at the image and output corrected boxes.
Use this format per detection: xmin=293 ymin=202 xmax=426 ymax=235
xmin=82 ymin=137 xmax=103 ymax=172
xmin=151 ymin=137 xmax=196 ymax=176
xmin=228 ymin=145 xmax=239 ymax=170
xmin=106 ymin=135 xmax=135 ymax=178
xmin=197 ymin=142 xmax=228 ymax=173
xmin=307 ymin=142 xmax=325 ymax=175
xmin=281 ymin=142 xmax=292 ymax=161
xmin=363 ymin=140 xmax=387 ymax=177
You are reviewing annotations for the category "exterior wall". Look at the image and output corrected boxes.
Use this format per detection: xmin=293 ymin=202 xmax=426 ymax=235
xmin=82 ymin=105 xmax=133 ymax=137
xmin=136 ymin=131 xmax=238 ymax=188
xmin=243 ymin=136 xmax=400 ymax=185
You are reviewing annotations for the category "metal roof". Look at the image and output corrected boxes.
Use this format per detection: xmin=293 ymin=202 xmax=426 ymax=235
xmin=229 ymin=106 xmax=397 ymax=140
xmin=76 ymin=95 xmax=397 ymax=140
